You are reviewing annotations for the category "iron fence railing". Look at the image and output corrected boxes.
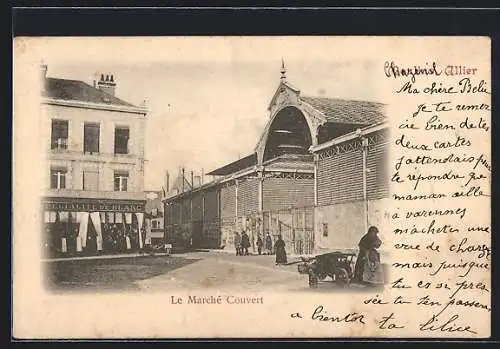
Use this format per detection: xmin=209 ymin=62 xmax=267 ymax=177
xmin=262 ymin=206 xmax=315 ymax=255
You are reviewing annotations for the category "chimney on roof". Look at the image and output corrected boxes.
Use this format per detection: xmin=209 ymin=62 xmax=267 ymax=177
xmin=40 ymin=61 xmax=48 ymax=91
xmin=97 ymin=72 xmax=117 ymax=96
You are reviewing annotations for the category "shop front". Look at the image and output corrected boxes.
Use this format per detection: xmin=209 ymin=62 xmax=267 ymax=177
xmin=41 ymin=197 xmax=146 ymax=258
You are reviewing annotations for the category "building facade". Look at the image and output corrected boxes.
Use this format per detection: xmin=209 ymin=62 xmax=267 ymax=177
xmin=145 ymin=191 xmax=165 ymax=246
xmin=40 ymin=64 xmax=148 ymax=257
xmin=311 ymin=124 xmax=390 ymax=253
xmin=164 ymin=64 xmax=389 ymax=255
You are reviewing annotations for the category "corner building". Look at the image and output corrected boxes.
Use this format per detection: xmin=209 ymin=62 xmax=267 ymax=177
xmin=39 ymin=64 xmax=148 ymax=257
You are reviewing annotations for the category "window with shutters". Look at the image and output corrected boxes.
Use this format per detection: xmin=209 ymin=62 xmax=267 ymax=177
xmin=50 ymin=168 xmax=67 ymax=189
xmin=114 ymin=171 xmax=128 ymax=191
xmin=83 ymin=123 xmax=100 ymax=154
xmin=114 ymin=126 xmax=130 ymax=154
xmin=51 ymin=120 xmax=68 ymax=150
xmin=83 ymin=170 xmax=99 ymax=191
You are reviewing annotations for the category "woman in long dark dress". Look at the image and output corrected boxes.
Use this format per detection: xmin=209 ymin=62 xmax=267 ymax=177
xmin=275 ymin=235 xmax=287 ymax=265
xmin=85 ymin=217 xmax=98 ymax=256
xmin=354 ymin=226 xmax=383 ymax=285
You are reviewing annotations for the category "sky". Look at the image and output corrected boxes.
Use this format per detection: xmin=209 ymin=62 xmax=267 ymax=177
xmin=33 ymin=37 xmax=385 ymax=190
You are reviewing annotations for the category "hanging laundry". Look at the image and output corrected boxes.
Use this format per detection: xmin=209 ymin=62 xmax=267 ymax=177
xmin=76 ymin=235 xmax=82 ymax=252
xmin=59 ymin=211 xmax=69 ymax=222
xmin=90 ymin=212 xmax=103 ymax=251
xmin=44 ymin=211 xmax=51 ymax=223
xmin=61 ymin=237 xmax=67 ymax=253
xmin=106 ymin=212 xmax=115 ymax=223
xmin=115 ymin=212 xmax=123 ymax=224
xmin=125 ymin=213 xmax=132 ymax=224
xmin=49 ymin=211 xmax=57 ymax=223
xmin=76 ymin=211 xmax=86 ymax=223
xmin=78 ymin=212 xmax=89 ymax=248
xmin=136 ymin=212 xmax=144 ymax=249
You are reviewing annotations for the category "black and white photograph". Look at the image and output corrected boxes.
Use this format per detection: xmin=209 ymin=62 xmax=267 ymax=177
xmin=39 ymin=45 xmax=389 ymax=294
xmin=13 ymin=36 xmax=491 ymax=338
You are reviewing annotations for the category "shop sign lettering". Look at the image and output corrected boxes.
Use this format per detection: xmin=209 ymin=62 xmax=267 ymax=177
xmin=43 ymin=201 xmax=145 ymax=212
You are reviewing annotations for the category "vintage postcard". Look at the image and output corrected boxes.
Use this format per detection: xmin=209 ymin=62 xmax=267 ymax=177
xmin=12 ymin=36 xmax=491 ymax=338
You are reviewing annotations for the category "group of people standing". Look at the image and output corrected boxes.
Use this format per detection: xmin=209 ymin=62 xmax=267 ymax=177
xmin=233 ymin=230 xmax=251 ymax=256
xmin=232 ymin=231 xmax=288 ymax=265
xmin=256 ymin=233 xmax=273 ymax=255
xmin=43 ymin=220 xmax=147 ymax=257
xmin=229 ymin=224 xmax=383 ymax=286
xmin=102 ymin=223 xmax=143 ymax=253
xmin=233 ymin=231 xmax=272 ymax=256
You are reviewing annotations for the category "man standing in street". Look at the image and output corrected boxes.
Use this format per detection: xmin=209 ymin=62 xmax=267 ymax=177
xmin=256 ymin=234 xmax=264 ymax=255
xmin=234 ymin=231 xmax=242 ymax=256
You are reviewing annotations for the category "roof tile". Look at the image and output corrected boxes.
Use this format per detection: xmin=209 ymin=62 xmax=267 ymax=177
xmin=206 ymin=153 xmax=257 ymax=176
xmin=301 ymin=96 xmax=386 ymax=125
xmin=43 ymin=77 xmax=137 ymax=107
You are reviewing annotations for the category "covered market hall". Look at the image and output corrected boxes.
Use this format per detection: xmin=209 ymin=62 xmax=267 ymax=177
xmin=163 ymin=63 xmax=389 ymax=256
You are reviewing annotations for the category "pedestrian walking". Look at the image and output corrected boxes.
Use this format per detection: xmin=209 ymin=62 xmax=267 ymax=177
xmin=256 ymin=235 xmax=263 ymax=255
xmin=275 ymin=235 xmax=287 ymax=265
xmin=241 ymin=230 xmax=251 ymax=256
xmin=234 ymin=232 xmax=242 ymax=256
xmin=264 ymin=232 xmax=273 ymax=255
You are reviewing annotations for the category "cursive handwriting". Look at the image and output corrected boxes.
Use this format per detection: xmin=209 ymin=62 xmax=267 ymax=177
xmin=378 ymin=312 xmax=405 ymax=330
xmin=384 ymin=61 xmax=442 ymax=83
xmin=310 ymin=306 xmax=366 ymax=325
xmin=419 ymin=314 xmax=477 ymax=334
xmin=389 ymin=56 xmax=490 ymax=338
xmin=430 ymin=260 xmax=489 ymax=277
xmin=396 ymin=78 xmax=490 ymax=95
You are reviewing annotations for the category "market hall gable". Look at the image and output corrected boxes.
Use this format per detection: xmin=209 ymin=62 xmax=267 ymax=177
xmin=164 ymin=63 xmax=389 ymax=255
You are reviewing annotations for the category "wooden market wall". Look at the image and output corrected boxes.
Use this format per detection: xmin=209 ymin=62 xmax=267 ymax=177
xmin=164 ymin=170 xmax=316 ymax=250
xmin=316 ymin=128 xmax=389 ymax=206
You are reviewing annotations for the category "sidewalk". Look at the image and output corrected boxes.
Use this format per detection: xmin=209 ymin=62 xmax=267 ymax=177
xmin=210 ymin=247 xmax=314 ymax=260
xmin=210 ymin=247 xmax=391 ymax=265
xmin=41 ymin=251 xmax=170 ymax=262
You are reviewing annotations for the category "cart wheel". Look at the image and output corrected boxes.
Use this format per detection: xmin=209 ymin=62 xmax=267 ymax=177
xmin=317 ymin=273 xmax=327 ymax=281
xmin=334 ymin=267 xmax=350 ymax=286
xmin=309 ymin=274 xmax=319 ymax=288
